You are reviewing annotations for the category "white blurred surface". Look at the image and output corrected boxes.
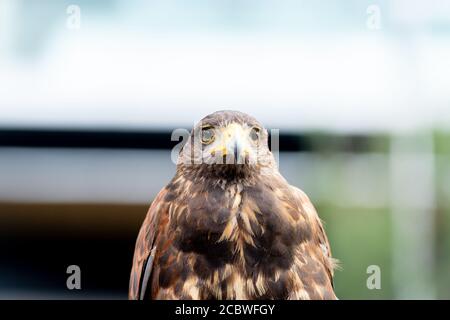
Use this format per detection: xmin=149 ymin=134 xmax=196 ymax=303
xmin=0 ymin=0 xmax=449 ymax=132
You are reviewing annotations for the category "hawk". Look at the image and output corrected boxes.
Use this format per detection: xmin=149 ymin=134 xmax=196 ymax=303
xmin=129 ymin=110 xmax=337 ymax=300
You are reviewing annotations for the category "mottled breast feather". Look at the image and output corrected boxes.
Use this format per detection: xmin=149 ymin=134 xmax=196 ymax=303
xmin=129 ymin=171 xmax=337 ymax=300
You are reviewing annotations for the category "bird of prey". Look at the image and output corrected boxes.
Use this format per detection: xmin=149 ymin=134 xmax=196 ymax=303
xmin=129 ymin=110 xmax=337 ymax=300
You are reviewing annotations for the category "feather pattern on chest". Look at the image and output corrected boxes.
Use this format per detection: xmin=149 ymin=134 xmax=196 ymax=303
xmin=145 ymin=173 xmax=336 ymax=300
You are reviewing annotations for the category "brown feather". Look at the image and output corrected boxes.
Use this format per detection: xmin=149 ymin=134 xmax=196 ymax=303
xmin=128 ymin=188 xmax=169 ymax=299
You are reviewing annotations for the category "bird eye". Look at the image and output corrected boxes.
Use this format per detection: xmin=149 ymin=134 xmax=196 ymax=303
xmin=201 ymin=126 xmax=215 ymax=144
xmin=249 ymin=127 xmax=261 ymax=142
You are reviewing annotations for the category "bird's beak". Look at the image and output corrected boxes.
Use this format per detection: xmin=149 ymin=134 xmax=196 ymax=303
xmin=212 ymin=123 xmax=250 ymax=164
xmin=231 ymin=137 xmax=243 ymax=163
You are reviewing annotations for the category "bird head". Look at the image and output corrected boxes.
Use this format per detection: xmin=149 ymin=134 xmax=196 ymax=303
xmin=178 ymin=110 xmax=276 ymax=179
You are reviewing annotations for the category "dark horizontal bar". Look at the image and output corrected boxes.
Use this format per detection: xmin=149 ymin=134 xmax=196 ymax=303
xmin=0 ymin=129 xmax=173 ymax=150
xmin=0 ymin=128 xmax=382 ymax=152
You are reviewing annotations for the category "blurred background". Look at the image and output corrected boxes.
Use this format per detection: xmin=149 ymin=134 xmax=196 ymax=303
xmin=1 ymin=0 xmax=450 ymax=299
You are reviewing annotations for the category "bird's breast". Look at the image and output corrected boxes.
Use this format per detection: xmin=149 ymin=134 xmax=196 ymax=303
xmin=168 ymin=180 xmax=310 ymax=299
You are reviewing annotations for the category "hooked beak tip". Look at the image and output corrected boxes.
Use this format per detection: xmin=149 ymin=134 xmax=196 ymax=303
xmin=233 ymin=142 xmax=239 ymax=161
